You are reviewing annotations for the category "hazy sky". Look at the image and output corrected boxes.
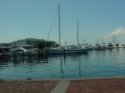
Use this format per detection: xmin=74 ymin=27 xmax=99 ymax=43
xmin=1 ymin=0 xmax=125 ymax=45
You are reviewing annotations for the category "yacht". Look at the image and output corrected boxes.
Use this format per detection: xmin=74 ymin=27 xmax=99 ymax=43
xmin=107 ymin=43 xmax=114 ymax=49
xmin=48 ymin=4 xmax=87 ymax=55
xmin=10 ymin=46 xmax=28 ymax=54
xmin=94 ymin=43 xmax=101 ymax=50
xmin=101 ymin=43 xmax=107 ymax=50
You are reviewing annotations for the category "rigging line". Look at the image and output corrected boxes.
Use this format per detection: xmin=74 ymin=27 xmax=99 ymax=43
xmin=47 ymin=8 xmax=58 ymax=41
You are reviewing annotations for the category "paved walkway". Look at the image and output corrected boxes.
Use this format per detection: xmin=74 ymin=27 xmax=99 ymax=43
xmin=1 ymin=78 xmax=125 ymax=93
xmin=51 ymin=80 xmax=70 ymax=93
xmin=51 ymin=78 xmax=125 ymax=93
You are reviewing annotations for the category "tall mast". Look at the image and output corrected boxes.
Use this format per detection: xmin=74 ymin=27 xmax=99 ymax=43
xmin=77 ymin=20 xmax=79 ymax=45
xmin=58 ymin=4 xmax=61 ymax=45
xmin=112 ymin=35 xmax=116 ymax=45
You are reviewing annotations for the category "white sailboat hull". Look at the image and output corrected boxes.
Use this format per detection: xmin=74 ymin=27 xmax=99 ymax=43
xmin=48 ymin=49 xmax=87 ymax=55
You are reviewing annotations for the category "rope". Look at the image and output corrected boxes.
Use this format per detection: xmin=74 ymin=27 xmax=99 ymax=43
xmin=47 ymin=8 xmax=58 ymax=41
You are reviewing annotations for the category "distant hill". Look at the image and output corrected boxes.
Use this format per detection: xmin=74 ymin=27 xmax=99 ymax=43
xmin=0 ymin=38 xmax=58 ymax=48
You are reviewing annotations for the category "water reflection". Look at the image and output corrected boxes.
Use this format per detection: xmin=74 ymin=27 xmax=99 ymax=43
xmin=0 ymin=55 xmax=49 ymax=67
xmin=78 ymin=57 xmax=82 ymax=77
xmin=0 ymin=49 xmax=125 ymax=79
xmin=58 ymin=54 xmax=88 ymax=78
xmin=60 ymin=57 xmax=64 ymax=78
xmin=0 ymin=53 xmax=88 ymax=79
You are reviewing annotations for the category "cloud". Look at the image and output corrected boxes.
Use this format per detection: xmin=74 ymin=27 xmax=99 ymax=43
xmin=112 ymin=27 xmax=125 ymax=36
xmin=103 ymin=27 xmax=125 ymax=41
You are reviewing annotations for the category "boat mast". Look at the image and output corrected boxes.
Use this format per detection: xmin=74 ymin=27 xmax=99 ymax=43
xmin=112 ymin=35 xmax=116 ymax=45
xmin=77 ymin=20 xmax=79 ymax=45
xmin=58 ymin=4 xmax=61 ymax=45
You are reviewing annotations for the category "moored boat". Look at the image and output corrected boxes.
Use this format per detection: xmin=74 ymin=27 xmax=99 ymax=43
xmin=107 ymin=43 xmax=114 ymax=49
xmin=48 ymin=4 xmax=87 ymax=55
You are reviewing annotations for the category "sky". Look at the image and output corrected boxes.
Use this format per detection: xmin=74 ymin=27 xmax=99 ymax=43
xmin=1 ymin=0 xmax=125 ymax=45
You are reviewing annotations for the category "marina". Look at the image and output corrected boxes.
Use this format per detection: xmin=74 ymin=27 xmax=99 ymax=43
xmin=1 ymin=0 xmax=125 ymax=93
xmin=0 ymin=0 xmax=125 ymax=93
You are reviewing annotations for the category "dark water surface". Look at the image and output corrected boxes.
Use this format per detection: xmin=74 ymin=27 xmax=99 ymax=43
xmin=0 ymin=49 xmax=125 ymax=80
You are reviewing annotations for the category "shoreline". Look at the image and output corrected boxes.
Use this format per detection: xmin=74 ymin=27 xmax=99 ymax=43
xmin=1 ymin=75 xmax=125 ymax=81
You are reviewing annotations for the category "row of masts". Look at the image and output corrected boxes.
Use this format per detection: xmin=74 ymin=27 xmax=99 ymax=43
xmin=57 ymin=4 xmax=120 ymax=48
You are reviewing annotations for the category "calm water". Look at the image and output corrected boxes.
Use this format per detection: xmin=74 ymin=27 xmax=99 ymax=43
xmin=0 ymin=49 xmax=125 ymax=80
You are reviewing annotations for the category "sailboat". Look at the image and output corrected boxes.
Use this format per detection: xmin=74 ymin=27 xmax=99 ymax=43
xmin=48 ymin=4 xmax=87 ymax=55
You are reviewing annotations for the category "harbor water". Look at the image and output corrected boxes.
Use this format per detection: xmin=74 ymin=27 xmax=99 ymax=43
xmin=0 ymin=48 xmax=125 ymax=80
